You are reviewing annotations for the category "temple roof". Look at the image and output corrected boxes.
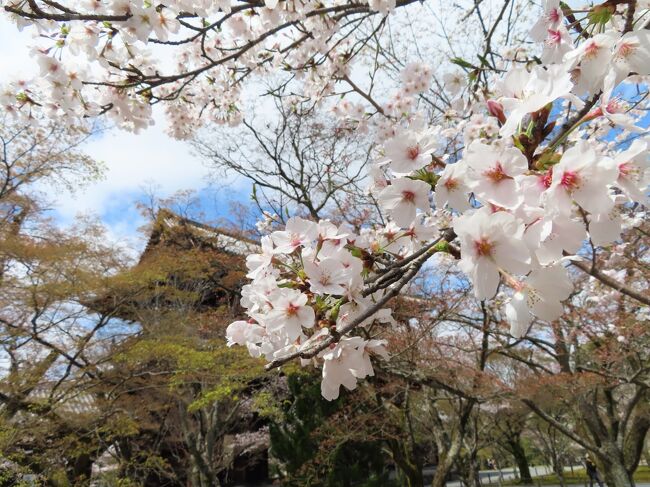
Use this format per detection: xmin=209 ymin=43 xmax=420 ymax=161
xmin=141 ymin=209 xmax=260 ymax=261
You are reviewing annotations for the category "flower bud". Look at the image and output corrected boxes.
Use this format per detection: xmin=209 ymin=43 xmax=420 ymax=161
xmin=487 ymin=99 xmax=506 ymax=124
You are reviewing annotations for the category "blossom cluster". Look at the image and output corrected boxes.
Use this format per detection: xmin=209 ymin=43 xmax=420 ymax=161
xmin=227 ymin=1 xmax=649 ymax=398
xmin=1 ymin=1 xmax=649 ymax=399
xmin=226 ymin=217 xmax=430 ymax=400
xmin=1 ymin=0 xmax=398 ymax=134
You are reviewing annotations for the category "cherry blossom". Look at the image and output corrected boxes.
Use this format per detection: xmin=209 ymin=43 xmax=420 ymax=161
xmin=544 ymin=140 xmax=618 ymax=217
xmin=529 ymin=0 xmax=564 ymax=42
xmin=612 ymin=138 xmax=650 ymax=204
xmin=464 ymin=141 xmax=528 ymax=209
xmin=443 ymin=72 xmax=467 ymax=96
xmin=5 ymin=0 xmax=650 ymax=401
xmin=563 ymin=33 xmax=615 ymax=96
xmin=590 ymin=77 xmax=644 ymax=132
xmin=454 ymin=207 xmax=531 ymax=300
xmin=271 ymin=217 xmax=318 ymax=254
xmin=384 ymin=129 xmax=438 ymax=174
xmin=505 ymin=264 xmax=573 ymax=338
xmin=321 ymin=337 xmax=388 ymax=401
xmin=303 ymin=253 xmax=349 ymax=296
xmin=265 ymin=289 xmax=315 ymax=341
xmin=404 ymin=219 xmax=438 ymax=253
xmin=246 ymin=236 xmax=276 ymax=280
xmin=588 ymin=206 xmax=624 ymax=247
xmin=608 ymin=30 xmax=650 ymax=86
xmin=524 ymin=214 xmax=585 ymax=266
xmin=226 ymin=320 xmax=267 ymax=357
xmin=377 ymin=177 xmax=431 ymax=228
xmin=434 ymin=162 xmax=471 ymax=212
xmin=541 ymin=26 xmax=573 ymax=65
xmin=497 ymin=65 xmax=574 ymax=137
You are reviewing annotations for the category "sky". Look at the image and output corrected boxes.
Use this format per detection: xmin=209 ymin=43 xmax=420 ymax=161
xmin=0 ymin=0 xmax=528 ymax=251
xmin=0 ymin=16 xmax=251 ymax=250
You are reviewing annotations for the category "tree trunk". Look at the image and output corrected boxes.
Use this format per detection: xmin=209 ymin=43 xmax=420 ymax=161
xmin=601 ymin=451 xmax=634 ymax=487
xmin=552 ymin=460 xmax=565 ymax=487
xmin=431 ymin=438 xmax=461 ymax=487
xmin=508 ymin=440 xmax=532 ymax=484
xmin=460 ymin=449 xmax=481 ymax=487
xmin=431 ymin=454 xmax=454 ymax=487
xmin=387 ymin=439 xmax=424 ymax=487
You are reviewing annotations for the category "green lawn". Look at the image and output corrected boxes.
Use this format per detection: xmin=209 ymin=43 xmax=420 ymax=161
xmin=485 ymin=465 xmax=650 ymax=486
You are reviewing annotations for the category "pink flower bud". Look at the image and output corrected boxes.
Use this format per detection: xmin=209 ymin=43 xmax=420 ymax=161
xmin=487 ymin=99 xmax=506 ymax=124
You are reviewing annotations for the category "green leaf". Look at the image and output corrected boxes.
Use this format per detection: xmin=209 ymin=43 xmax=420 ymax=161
xmin=411 ymin=169 xmax=439 ymax=189
xmin=433 ymin=240 xmax=450 ymax=253
xmin=587 ymin=5 xmax=614 ymax=26
xmin=450 ymin=57 xmax=476 ymax=70
xmin=477 ymin=54 xmax=491 ymax=68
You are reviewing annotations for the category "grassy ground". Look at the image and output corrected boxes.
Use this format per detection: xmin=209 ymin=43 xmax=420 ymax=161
xmin=485 ymin=465 xmax=650 ymax=486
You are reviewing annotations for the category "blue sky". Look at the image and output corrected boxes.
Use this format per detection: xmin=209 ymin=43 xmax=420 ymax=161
xmin=3 ymin=3 xmax=646 ymax=250
xmin=0 ymin=16 xmax=252 ymax=250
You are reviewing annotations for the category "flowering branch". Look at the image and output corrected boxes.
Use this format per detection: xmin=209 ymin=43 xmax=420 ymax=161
xmin=571 ymin=259 xmax=650 ymax=307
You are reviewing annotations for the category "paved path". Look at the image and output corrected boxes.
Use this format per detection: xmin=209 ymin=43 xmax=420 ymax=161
xmin=445 ymin=465 xmax=553 ymax=486
xmin=445 ymin=465 xmax=650 ymax=487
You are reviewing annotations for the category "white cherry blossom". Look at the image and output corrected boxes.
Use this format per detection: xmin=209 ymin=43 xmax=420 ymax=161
xmin=320 ymin=337 xmax=388 ymax=401
xmin=434 ymin=162 xmax=471 ymax=212
xmin=541 ymin=26 xmax=573 ymax=65
xmin=271 ymin=217 xmax=318 ymax=254
xmin=303 ymin=254 xmax=349 ymax=296
xmin=498 ymin=65 xmax=573 ymax=137
xmin=265 ymin=289 xmax=315 ymax=341
xmin=525 ymin=214 xmax=585 ymax=266
xmin=384 ymin=129 xmax=438 ymax=174
xmin=608 ymin=30 xmax=650 ymax=85
xmin=454 ymin=207 xmax=531 ymax=300
xmin=612 ymin=138 xmax=650 ymax=204
xmin=246 ymin=236 xmax=276 ymax=279
xmin=543 ymin=140 xmax=618 ymax=217
xmin=530 ymin=0 xmax=563 ymax=42
xmin=563 ymin=33 xmax=615 ymax=95
xmin=506 ymin=264 xmax=573 ymax=338
xmin=378 ymin=177 xmax=431 ymax=228
xmin=464 ymin=141 xmax=528 ymax=209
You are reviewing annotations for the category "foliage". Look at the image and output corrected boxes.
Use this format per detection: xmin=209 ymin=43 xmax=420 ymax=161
xmin=270 ymin=371 xmax=394 ymax=486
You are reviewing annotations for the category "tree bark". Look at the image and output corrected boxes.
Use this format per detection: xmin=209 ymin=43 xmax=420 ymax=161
xmin=431 ymin=436 xmax=461 ymax=487
xmin=459 ymin=448 xmax=482 ymax=487
xmin=602 ymin=460 xmax=634 ymax=487
xmin=600 ymin=443 xmax=634 ymax=487
xmin=507 ymin=438 xmax=533 ymax=484
xmin=387 ymin=439 xmax=424 ymax=487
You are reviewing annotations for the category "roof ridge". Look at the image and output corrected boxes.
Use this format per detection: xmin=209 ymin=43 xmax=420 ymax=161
xmin=156 ymin=208 xmax=260 ymax=245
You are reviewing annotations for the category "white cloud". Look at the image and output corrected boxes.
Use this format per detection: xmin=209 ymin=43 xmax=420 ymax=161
xmin=52 ymin=109 xmax=209 ymax=218
xmin=0 ymin=16 xmax=34 ymax=78
xmin=0 ymin=16 xmax=250 ymax=242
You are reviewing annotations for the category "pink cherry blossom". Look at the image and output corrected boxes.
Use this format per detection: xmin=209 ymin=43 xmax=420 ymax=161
xmin=378 ymin=177 xmax=431 ymax=228
xmin=464 ymin=141 xmax=528 ymax=209
xmin=271 ymin=217 xmax=318 ymax=254
xmin=544 ymin=140 xmax=618 ymax=217
xmin=454 ymin=207 xmax=531 ymax=300
xmin=265 ymin=289 xmax=315 ymax=341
